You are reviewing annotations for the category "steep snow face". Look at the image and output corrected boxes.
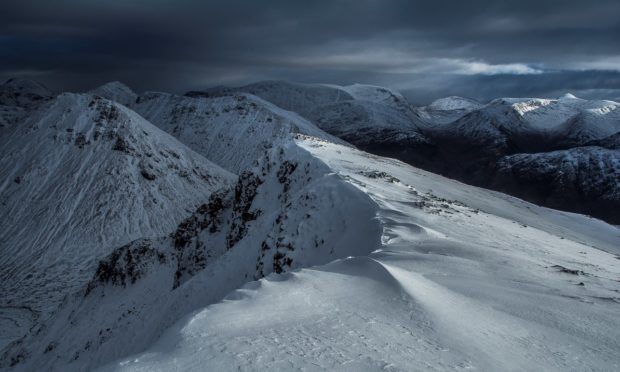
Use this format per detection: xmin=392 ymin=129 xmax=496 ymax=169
xmin=192 ymin=80 xmax=353 ymax=117
xmin=131 ymin=91 xmax=345 ymax=173
xmin=0 ymin=93 xmax=234 ymax=320
xmin=496 ymin=147 xmax=620 ymax=223
xmin=0 ymin=78 xmax=53 ymax=108
xmin=4 ymin=138 xmax=381 ymax=371
xmin=101 ymin=138 xmax=620 ymax=372
xmin=90 ymin=81 xmax=137 ymax=107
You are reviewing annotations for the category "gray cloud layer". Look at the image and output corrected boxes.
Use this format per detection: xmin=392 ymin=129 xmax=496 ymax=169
xmin=2 ymin=0 xmax=619 ymax=103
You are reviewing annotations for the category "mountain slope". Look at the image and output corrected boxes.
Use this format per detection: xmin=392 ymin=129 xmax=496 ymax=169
xmin=0 ymin=93 xmax=233 ymax=328
xmin=416 ymin=96 xmax=483 ymax=125
xmin=3 ymin=136 xmax=381 ymax=371
xmin=101 ymin=137 xmax=620 ymax=372
xmin=495 ymin=146 xmax=620 ymax=223
xmin=131 ymin=91 xmax=345 ymax=173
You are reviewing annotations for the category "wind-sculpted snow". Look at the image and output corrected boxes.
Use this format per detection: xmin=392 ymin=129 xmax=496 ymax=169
xmin=3 ymin=139 xmax=381 ymax=371
xmin=0 ymin=93 xmax=233 ymax=323
xmin=100 ymin=138 xmax=620 ymax=372
xmin=131 ymin=91 xmax=346 ymax=173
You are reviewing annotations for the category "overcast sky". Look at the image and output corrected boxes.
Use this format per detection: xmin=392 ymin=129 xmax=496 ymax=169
xmin=2 ymin=0 xmax=620 ymax=103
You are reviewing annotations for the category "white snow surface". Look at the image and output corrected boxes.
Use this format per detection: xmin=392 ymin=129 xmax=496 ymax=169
xmin=99 ymin=138 xmax=620 ymax=372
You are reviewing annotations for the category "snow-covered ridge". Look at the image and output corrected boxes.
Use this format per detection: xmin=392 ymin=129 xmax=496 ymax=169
xmin=4 ymin=137 xmax=381 ymax=371
xmin=100 ymin=137 xmax=620 ymax=372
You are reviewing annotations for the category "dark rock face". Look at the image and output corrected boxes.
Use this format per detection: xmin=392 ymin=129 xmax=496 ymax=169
xmin=357 ymin=136 xmax=620 ymax=224
xmin=0 ymin=78 xmax=54 ymax=108
xmin=493 ymin=147 xmax=620 ymax=224
xmin=85 ymin=240 xmax=168 ymax=295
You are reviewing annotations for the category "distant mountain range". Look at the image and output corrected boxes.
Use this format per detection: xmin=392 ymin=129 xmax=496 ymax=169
xmin=190 ymin=80 xmax=620 ymax=223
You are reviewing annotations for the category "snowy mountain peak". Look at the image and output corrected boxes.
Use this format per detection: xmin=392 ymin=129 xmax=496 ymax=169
xmin=0 ymin=92 xmax=233 ymax=318
xmin=428 ymin=96 xmax=482 ymax=111
xmin=90 ymin=81 xmax=137 ymax=106
xmin=558 ymin=92 xmax=579 ymax=100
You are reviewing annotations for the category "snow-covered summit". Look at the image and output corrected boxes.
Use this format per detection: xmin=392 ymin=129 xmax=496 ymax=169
xmin=558 ymin=92 xmax=579 ymax=100
xmin=427 ymin=96 xmax=483 ymax=111
xmin=90 ymin=81 xmax=137 ymax=106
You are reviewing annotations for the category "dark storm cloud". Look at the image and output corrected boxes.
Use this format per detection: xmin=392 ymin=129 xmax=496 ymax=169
xmin=1 ymin=0 xmax=619 ymax=102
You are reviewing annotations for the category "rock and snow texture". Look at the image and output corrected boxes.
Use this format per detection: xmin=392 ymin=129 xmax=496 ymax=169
xmin=0 ymin=93 xmax=233 ymax=325
xmin=3 ymin=137 xmax=381 ymax=371
xmin=100 ymin=138 xmax=620 ymax=372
